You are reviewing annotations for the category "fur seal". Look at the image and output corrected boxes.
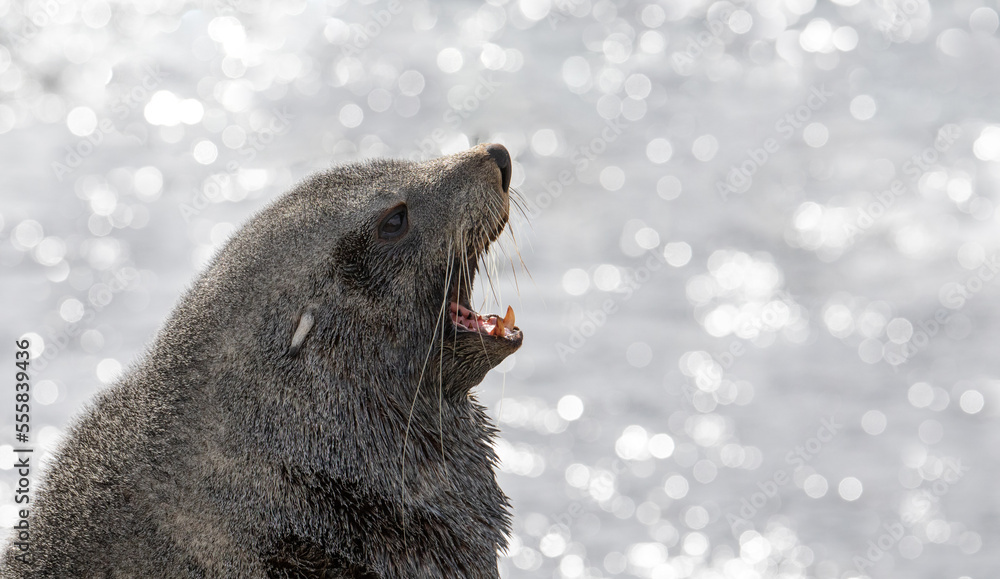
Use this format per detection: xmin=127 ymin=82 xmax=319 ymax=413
xmin=3 ymin=144 xmax=524 ymax=578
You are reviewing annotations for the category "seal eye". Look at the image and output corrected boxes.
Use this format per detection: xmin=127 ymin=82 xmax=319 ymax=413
xmin=378 ymin=205 xmax=408 ymax=240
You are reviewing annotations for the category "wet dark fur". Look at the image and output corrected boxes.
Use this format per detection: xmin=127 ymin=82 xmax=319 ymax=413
xmin=2 ymin=146 xmax=521 ymax=577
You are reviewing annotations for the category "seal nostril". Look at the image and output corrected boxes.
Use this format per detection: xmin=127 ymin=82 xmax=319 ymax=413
xmin=485 ymin=143 xmax=511 ymax=193
xmin=486 ymin=144 xmax=510 ymax=170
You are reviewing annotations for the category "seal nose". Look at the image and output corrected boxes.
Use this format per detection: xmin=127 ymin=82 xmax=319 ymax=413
xmin=485 ymin=143 xmax=511 ymax=193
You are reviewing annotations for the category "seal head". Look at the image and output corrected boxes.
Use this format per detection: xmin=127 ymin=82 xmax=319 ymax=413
xmin=2 ymin=144 xmax=524 ymax=578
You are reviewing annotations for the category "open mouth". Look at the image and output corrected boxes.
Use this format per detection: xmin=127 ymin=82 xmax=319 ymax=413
xmin=446 ymin=255 xmax=521 ymax=343
xmin=449 ymin=301 xmax=517 ymax=339
xmin=443 ymin=143 xmax=521 ymax=346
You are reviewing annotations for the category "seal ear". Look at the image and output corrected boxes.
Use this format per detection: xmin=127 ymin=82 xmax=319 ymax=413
xmin=288 ymin=308 xmax=316 ymax=357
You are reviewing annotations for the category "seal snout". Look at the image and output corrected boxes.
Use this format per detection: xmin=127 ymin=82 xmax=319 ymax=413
xmin=485 ymin=143 xmax=511 ymax=194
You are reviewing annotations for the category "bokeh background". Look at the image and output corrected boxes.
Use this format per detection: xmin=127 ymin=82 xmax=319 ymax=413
xmin=3 ymin=0 xmax=1000 ymax=577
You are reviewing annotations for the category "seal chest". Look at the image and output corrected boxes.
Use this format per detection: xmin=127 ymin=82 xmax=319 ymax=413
xmin=2 ymin=144 xmax=524 ymax=579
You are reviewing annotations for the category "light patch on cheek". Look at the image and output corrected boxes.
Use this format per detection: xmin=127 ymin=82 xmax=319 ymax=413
xmin=289 ymin=310 xmax=315 ymax=355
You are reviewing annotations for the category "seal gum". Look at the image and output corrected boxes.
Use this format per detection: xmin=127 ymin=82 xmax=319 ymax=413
xmin=449 ymin=302 xmax=517 ymax=339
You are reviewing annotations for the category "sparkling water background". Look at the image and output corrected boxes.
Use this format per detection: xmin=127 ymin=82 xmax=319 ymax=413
xmin=2 ymin=0 xmax=1000 ymax=577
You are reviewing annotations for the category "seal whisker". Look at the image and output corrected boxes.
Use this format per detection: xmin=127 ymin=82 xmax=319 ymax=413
xmin=508 ymin=256 xmax=521 ymax=303
xmin=506 ymin=227 xmax=537 ymax=276
xmin=489 ymin=250 xmax=505 ymax=307
xmin=467 ymin=261 xmax=495 ymax=367
xmin=508 ymin=186 xmax=533 ymax=228
xmin=509 ymin=196 xmax=529 ymax=222
xmin=492 ymin=239 xmax=521 ymax=299
xmin=501 ymin=230 xmax=527 ymax=303
xmin=437 ymin=242 xmax=455 ymax=480
xmin=403 ymin=240 xmax=455 ymax=536
xmin=496 ymin=365 xmax=508 ymax=429
xmin=479 ymin=249 xmax=501 ymax=312
xmin=456 ymin=230 xmax=472 ymax=329
xmin=513 ymin=243 xmax=532 ymax=283
xmin=500 ymin=220 xmax=539 ymax=312
xmin=503 ymin=196 xmax=536 ymax=273
xmin=504 ymin=224 xmax=531 ymax=273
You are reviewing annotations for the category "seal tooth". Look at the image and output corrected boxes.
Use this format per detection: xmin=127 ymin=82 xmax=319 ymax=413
xmin=503 ymin=306 xmax=515 ymax=331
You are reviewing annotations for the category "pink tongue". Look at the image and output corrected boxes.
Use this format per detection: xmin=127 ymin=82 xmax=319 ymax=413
xmin=448 ymin=302 xmax=514 ymax=337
